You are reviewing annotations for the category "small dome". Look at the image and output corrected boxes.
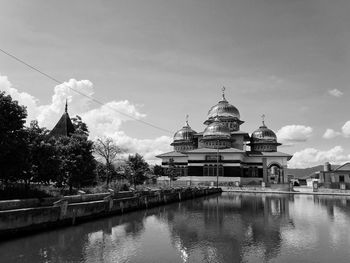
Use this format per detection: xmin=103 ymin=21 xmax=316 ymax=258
xmin=173 ymin=123 xmax=196 ymax=142
xmin=251 ymin=123 xmax=277 ymax=142
xmin=207 ymin=96 xmax=240 ymax=120
xmin=203 ymin=117 xmax=231 ymax=139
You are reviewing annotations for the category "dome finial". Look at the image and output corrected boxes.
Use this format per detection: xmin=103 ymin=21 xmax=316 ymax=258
xmin=222 ymin=86 xmax=226 ymax=101
xmin=261 ymin=114 xmax=266 ymax=126
xmin=186 ymin=114 xmax=189 ymax=126
xmin=65 ymin=99 xmax=68 ymax=113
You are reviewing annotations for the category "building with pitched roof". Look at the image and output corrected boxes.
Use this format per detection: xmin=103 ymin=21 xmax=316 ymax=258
xmin=49 ymin=101 xmax=75 ymax=138
xmin=156 ymin=89 xmax=293 ymax=186
xmin=316 ymin=162 xmax=350 ymax=189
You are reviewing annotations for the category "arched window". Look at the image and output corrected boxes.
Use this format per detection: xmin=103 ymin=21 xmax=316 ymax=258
xmin=218 ymin=165 xmax=224 ymax=177
xmin=209 ymin=165 xmax=214 ymax=176
xmin=203 ymin=165 xmax=209 ymax=176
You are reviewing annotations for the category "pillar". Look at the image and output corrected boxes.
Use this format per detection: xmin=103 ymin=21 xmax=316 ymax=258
xmin=262 ymin=158 xmax=268 ymax=184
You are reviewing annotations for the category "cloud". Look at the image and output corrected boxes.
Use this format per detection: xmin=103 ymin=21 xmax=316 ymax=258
xmin=37 ymin=79 xmax=95 ymax=128
xmin=322 ymin=121 xmax=350 ymax=139
xmin=328 ymin=89 xmax=343 ymax=97
xmin=342 ymin=121 xmax=350 ymax=138
xmin=0 ymin=74 xmax=40 ymax=123
xmin=0 ymin=73 xmax=171 ymax=164
xmin=81 ymin=101 xmax=172 ymax=163
xmin=322 ymin=129 xmax=341 ymax=139
xmin=276 ymin=125 xmax=313 ymax=145
xmin=288 ymin=146 xmax=350 ymax=168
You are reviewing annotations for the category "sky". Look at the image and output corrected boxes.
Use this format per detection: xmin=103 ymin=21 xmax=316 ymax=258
xmin=0 ymin=0 xmax=350 ymax=167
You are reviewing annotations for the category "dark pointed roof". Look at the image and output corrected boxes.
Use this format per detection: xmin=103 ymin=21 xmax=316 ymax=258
xmin=49 ymin=100 xmax=75 ymax=137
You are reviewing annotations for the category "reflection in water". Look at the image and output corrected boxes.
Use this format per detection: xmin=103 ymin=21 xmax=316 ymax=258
xmin=1 ymin=193 xmax=350 ymax=263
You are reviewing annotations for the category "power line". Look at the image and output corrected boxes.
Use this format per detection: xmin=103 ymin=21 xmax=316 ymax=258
xmin=0 ymin=47 xmax=173 ymax=134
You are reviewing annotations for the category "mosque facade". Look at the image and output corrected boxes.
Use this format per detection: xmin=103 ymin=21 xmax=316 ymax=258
xmin=156 ymin=90 xmax=292 ymax=186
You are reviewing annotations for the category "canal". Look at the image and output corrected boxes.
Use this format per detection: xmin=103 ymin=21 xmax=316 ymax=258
xmin=1 ymin=192 xmax=350 ymax=263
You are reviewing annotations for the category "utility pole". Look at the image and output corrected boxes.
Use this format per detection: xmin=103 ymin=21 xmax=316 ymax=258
xmin=217 ymin=140 xmax=219 ymax=188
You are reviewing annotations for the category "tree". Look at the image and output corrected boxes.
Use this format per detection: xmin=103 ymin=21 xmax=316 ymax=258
xmin=94 ymin=138 xmax=123 ymax=186
xmin=0 ymin=91 xmax=28 ymax=185
xmin=153 ymin=165 xmax=165 ymax=176
xmin=126 ymin=153 xmax=150 ymax=186
xmin=23 ymin=121 xmax=60 ymax=185
xmin=96 ymin=161 xmax=119 ymax=183
xmin=166 ymin=158 xmax=177 ymax=187
xmin=71 ymin=115 xmax=89 ymax=137
xmin=55 ymin=134 xmax=96 ymax=192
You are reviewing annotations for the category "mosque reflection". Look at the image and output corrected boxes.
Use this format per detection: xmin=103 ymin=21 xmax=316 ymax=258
xmin=3 ymin=193 xmax=350 ymax=263
xmin=313 ymin=194 xmax=350 ymax=220
xmin=157 ymin=193 xmax=294 ymax=262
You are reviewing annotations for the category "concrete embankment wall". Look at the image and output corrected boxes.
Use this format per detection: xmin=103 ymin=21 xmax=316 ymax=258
xmin=0 ymin=187 xmax=221 ymax=239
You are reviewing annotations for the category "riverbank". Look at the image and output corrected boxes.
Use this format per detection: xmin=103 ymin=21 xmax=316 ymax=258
xmin=0 ymin=187 xmax=221 ymax=240
xmin=222 ymin=186 xmax=350 ymax=196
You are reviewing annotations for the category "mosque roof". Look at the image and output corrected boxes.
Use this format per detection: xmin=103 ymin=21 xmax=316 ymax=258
xmin=250 ymin=115 xmax=280 ymax=145
xmin=173 ymin=119 xmax=196 ymax=143
xmin=187 ymin=147 xmax=245 ymax=154
xmin=246 ymin=151 xmax=293 ymax=159
xmin=203 ymin=117 xmax=231 ymax=139
xmin=156 ymin=151 xmax=188 ymax=158
xmin=206 ymin=91 xmax=240 ymax=120
xmin=195 ymin=131 xmax=249 ymax=136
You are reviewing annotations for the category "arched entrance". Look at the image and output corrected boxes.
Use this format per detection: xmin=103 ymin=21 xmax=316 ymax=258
xmin=268 ymin=163 xmax=284 ymax=184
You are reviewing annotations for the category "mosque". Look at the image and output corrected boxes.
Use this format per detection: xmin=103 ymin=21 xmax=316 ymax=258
xmin=156 ymin=89 xmax=292 ymax=186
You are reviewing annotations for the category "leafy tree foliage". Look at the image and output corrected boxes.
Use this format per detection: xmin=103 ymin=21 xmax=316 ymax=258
xmin=153 ymin=164 xmax=165 ymax=176
xmin=126 ymin=153 xmax=150 ymax=186
xmin=55 ymin=134 xmax=96 ymax=192
xmin=166 ymin=158 xmax=177 ymax=186
xmin=71 ymin=115 xmax=89 ymax=137
xmin=23 ymin=121 xmax=60 ymax=185
xmin=96 ymin=161 xmax=120 ymax=183
xmin=0 ymin=92 xmax=99 ymax=194
xmin=0 ymin=91 xmax=28 ymax=184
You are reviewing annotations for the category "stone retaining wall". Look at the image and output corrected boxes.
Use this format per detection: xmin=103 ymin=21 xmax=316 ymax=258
xmin=0 ymin=187 xmax=221 ymax=239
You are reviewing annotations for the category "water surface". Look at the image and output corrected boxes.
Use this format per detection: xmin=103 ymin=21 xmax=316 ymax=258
xmin=1 ymin=193 xmax=350 ymax=263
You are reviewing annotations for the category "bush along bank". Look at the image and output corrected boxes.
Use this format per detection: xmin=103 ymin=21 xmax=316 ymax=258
xmin=0 ymin=187 xmax=221 ymax=240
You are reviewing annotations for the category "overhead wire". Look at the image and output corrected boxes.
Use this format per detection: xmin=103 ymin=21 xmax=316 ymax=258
xmin=0 ymin=47 xmax=173 ymax=134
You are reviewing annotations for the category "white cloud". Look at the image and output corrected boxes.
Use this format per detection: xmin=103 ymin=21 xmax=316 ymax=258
xmin=328 ymin=89 xmax=343 ymax=97
xmin=323 ymin=121 xmax=350 ymax=139
xmin=276 ymin=125 xmax=313 ymax=145
xmin=81 ymin=100 xmax=172 ymax=164
xmin=322 ymin=128 xmax=341 ymax=139
xmin=0 ymin=73 xmax=171 ymax=164
xmin=288 ymin=146 xmax=350 ymax=168
xmin=341 ymin=121 xmax=350 ymax=138
xmin=37 ymin=79 xmax=95 ymax=128
xmin=0 ymin=74 xmax=40 ymax=123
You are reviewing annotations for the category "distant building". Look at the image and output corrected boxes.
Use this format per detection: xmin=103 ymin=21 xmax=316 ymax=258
xmin=316 ymin=162 xmax=350 ymax=189
xmin=49 ymin=101 xmax=75 ymax=138
xmin=156 ymin=89 xmax=293 ymax=186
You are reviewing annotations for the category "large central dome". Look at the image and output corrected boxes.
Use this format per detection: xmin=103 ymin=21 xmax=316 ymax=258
xmin=204 ymin=90 xmax=244 ymax=132
xmin=207 ymin=95 xmax=240 ymax=120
